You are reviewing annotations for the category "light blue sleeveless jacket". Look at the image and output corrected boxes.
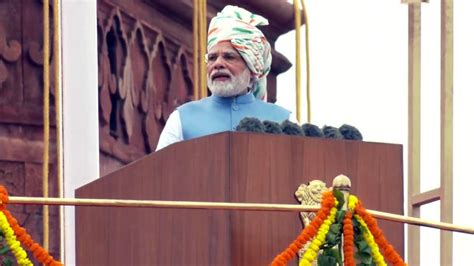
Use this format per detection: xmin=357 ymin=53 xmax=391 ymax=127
xmin=178 ymin=93 xmax=290 ymax=140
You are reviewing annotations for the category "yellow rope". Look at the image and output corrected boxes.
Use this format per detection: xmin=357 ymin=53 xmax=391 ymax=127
xmin=198 ymin=0 xmax=203 ymax=98
xmin=294 ymin=0 xmax=302 ymax=123
xmin=199 ymin=0 xmax=207 ymax=99
xmin=301 ymin=0 xmax=311 ymax=123
xmin=193 ymin=0 xmax=199 ymax=100
xmin=193 ymin=0 xmax=207 ymax=99
xmin=42 ymin=0 xmax=50 ymax=252
xmin=52 ymin=0 xmax=64 ymax=261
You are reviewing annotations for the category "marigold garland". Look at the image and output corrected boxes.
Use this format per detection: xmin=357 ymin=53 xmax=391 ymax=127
xmin=354 ymin=214 xmax=386 ymax=266
xmin=348 ymin=195 xmax=358 ymax=211
xmin=0 ymin=212 xmax=33 ymax=266
xmin=299 ymin=202 xmax=338 ymax=266
xmin=342 ymin=210 xmax=355 ymax=266
xmin=354 ymin=200 xmax=406 ymax=266
xmin=0 ymin=185 xmax=63 ymax=266
xmin=0 ymin=187 xmax=8 ymax=213
xmin=272 ymin=191 xmax=408 ymax=266
xmin=271 ymin=191 xmax=336 ymax=266
xmin=0 ymin=185 xmax=9 ymax=210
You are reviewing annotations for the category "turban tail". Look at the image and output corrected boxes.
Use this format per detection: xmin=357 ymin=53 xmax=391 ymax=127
xmin=207 ymin=5 xmax=272 ymax=100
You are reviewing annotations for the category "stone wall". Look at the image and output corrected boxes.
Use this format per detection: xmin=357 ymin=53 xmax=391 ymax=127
xmin=0 ymin=0 xmax=60 ymax=261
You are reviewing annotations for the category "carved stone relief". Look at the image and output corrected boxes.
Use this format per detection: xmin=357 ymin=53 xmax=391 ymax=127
xmin=98 ymin=6 xmax=194 ymax=169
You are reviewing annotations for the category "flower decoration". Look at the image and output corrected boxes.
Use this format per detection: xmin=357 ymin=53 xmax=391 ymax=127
xmin=272 ymin=190 xmax=406 ymax=266
xmin=0 ymin=185 xmax=63 ymax=266
xmin=271 ymin=191 xmax=336 ymax=265
xmin=0 ymin=212 xmax=32 ymax=266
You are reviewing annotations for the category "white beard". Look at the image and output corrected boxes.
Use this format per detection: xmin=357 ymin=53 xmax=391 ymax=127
xmin=208 ymin=69 xmax=251 ymax=97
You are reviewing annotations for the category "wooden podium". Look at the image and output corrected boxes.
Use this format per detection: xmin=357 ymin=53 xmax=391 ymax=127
xmin=76 ymin=132 xmax=404 ymax=265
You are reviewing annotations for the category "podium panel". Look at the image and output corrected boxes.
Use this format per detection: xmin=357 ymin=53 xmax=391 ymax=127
xmin=76 ymin=132 xmax=403 ymax=265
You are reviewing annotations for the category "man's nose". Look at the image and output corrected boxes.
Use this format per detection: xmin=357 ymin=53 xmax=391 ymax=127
xmin=212 ymin=56 xmax=226 ymax=69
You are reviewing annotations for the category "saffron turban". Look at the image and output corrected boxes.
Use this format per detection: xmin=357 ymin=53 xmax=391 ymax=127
xmin=207 ymin=5 xmax=272 ymax=100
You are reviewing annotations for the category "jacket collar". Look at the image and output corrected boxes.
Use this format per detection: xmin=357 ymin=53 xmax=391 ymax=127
xmin=210 ymin=91 xmax=255 ymax=104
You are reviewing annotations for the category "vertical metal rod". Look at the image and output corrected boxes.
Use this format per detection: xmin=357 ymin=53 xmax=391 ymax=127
xmin=300 ymin=0 xmax=311 ymax=123
xmin=294 ymin=0 xmax=301 ymax=122
xmin=407 ymin=3 xmax=421 ymax=265
xmin=193 ymin=0 xmax=199 ymax=99
xmin=440 ymin=0 xmax=453 ymax=264
xmin=42 ymin=0 xmax=51 ymax=252
xmin=199 ymin=0 xmax=207 ymax=98
xmin=53 ymin=0 xmax=64 ymax=261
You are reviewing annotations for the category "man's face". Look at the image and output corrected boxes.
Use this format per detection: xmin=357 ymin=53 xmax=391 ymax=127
xmin=206 ymin=41 xmax=252 ymax=97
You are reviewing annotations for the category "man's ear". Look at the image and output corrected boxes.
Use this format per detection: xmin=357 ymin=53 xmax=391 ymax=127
xmin=249 ymin=76 xmax=257 ymax=89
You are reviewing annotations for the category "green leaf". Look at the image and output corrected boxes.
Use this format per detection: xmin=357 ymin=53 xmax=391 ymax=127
xmin=336 ymin=210 xmax=345 ymax=223
xmin=324 ymin=248 xmax=343 ymax=266
xmin=317 ymin=255 xmax=329 ymax=266
xmin=362 ymin=245 xmax=372 ymax=254
xmin=355 ymin=239 xmax=368 ymax=251
xmin=4 ymin=257 xmax=13 ymax=266
xmin=355 ymin=233 xmax=365 ymax=242
xmin=318 ymin=254 xmax=338 ymax=266
xmin=355 ymin=251 xmax=373 ymax=264
xmin=352 ymin=216 xmax=360 ymax=228
xmin=0 ymin=246 xmax=9 ymax=255
xmin=332 ymin=189 xmax=345 ymax=209
xmin=326 ymin=232 xmax=337 ymax=244
xmin=330 ymin=223 xmax=341 ymax=234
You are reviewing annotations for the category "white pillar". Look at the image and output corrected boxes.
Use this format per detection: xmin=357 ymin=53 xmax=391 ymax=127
xmin=62 ymin=0 xmax=99 ymax=264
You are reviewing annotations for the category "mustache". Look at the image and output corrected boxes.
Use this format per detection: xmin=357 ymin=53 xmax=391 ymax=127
xmin=210 ymin=70 xmax=233 ymax=81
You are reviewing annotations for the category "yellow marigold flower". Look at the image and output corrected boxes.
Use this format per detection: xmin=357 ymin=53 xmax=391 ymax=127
xmin=301 ymin=206 xmax=338 ymax=265
xmin=374 ymin=254 xmax=386 ymax=265
xmin=308 ymin=249 xmax=317 ymax=258
xmin=0 ymin=212 xmax=33 ymax=266
xmin=299 ymin=258 xmax=312 ymax=266
xmin=316 ymin=234 xmax=325 ymax=243
xmin=15 ymin=249 xmax=27 ymax=258
xmin=311 ymin=238 xmax=322 ymax=247
xmin=320 ymin=223 xmax=329 ymax=231
xmin=303 ymin=249 xmax=316 ymax=261
xmin=354 ymin=214 xmax=386 ymax=266
xmin=309 ymin=241 xmax=319 ymax=250
xmin=19 ymin=258 xmax=33 ymax=266
xmin=348 ymin=195 xmax=358 ymax=210
xmin=8 ymin=240 xmax=20 ymax=250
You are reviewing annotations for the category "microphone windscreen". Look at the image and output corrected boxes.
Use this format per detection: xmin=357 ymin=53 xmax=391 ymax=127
xmin=263 ymin=120 xmax=283 ymax=134
xmin=339 ymin=124 xmax=363 ymax=140
xmin=322 ymin=125 xmax=343 ymax=139
xmin=281 ymin=120 xmax=304 ymax=136
xmin=302 ymin=123 xmax=324 ymax=138
xmin=236 ymin=117 xmax=265 ymax=133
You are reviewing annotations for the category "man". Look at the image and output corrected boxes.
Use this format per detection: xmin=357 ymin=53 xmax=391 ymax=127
xmin=157 ymin=5 xmax=290 ymax=150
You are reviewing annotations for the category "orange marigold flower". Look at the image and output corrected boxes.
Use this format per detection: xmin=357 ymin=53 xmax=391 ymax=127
xmin=271 ymin=191 xmax=336 ymax=265
xmin=354 ymin=199 xmax=406 ymax=266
